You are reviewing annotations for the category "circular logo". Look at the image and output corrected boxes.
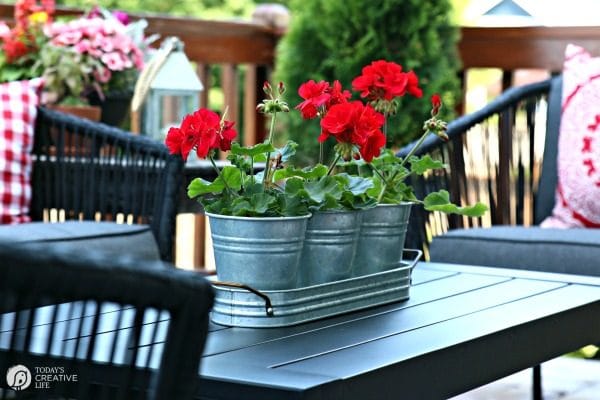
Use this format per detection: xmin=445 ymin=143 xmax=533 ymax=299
xmin=6 ymin=365 xmax=31 ymax=391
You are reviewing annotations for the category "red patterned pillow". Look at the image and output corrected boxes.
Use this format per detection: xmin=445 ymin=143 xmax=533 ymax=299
xmin=541 ymin=44 xmax=600 ymax=228
xmin=0 ymin=78 xmax=44 ymax=224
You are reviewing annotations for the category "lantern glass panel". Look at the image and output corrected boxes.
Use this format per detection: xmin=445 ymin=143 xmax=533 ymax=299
xmin=145 ymin=89 xmax=199 ymax=140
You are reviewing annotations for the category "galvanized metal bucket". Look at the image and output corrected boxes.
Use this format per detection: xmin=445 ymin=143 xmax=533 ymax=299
xmin=207 ymin=213 xmax=311 ymax=290
xmin=299 ymin=210 xmax=362 ymax=286
xmin=352 ymin=203 xmax=412 ymax=277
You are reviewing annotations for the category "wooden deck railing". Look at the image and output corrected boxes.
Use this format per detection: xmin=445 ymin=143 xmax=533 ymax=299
xmin=3 ymin=2 xmax=600 ymax=268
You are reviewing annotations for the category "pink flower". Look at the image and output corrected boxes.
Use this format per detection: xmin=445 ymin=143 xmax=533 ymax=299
xmin=93 ymin=66 xmax=112 ymax=83
xmin=98 ymin=36 xmax=115 ymax=52
xmin=52 ymin=30 xmax=83 ymax=46
xmin=112 ymin=10 xmax=130 ymax=26
xmin=0 ymin=22 xmax=10 ymax=38
xmin=74 ymin=38 xmax=91 ymax=53
xmin=101 ymin=51 xmax=127 ymax=71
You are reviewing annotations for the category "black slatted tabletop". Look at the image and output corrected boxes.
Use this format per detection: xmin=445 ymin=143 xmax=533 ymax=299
xmin=198 ymin=262 xmax=600 ymax=400
xmin=3 ymin=262 xmax=600 ymax=399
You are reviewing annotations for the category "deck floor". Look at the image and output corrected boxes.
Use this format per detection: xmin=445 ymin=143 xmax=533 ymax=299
xmin=450 ymin=356 xmax=600 ymax=399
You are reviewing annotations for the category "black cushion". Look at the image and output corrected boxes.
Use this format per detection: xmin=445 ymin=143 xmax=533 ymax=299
xmin=0 ymin=221 xmax=161 ymax=261
xmin=429 ymin=226 xmax=600 ymax=276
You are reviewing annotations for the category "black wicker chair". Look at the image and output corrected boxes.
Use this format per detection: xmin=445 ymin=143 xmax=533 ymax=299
xmin=25 ymin=107 xmax=184 ymax=262
xmin=0 ymin=240 xmax=214 ymax=400
xmin=400 ymin=75 xmax=600 ymax=400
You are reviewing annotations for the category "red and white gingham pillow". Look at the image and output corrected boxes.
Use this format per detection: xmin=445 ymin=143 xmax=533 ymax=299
xmin=541 ymin=44 xmax=600 ymax=228
xmin=0 ymin=78 xmax=44 ymax=224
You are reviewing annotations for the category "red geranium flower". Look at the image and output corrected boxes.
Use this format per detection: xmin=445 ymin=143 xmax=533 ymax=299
xmin=2 ymin=36 xmax=29 ymax=63
xmin=296 ymin=80 xmax=331 ymax=119
xmin=359 ymin=126 xmax=387 ymax=162
xmin=405 ymin=70 xmax=423 ymax=98
xmin=326 ymin=80 xmax=351 ymax=108
xmin=165 ymin=108 xmax=237 ymax=161
xmin=351 ymin=60 xmax=423 ymax=102
xmin=351 ymin=60 xmax=407 ymax=101
xmin=319 ymin=101 xmax=385 ymax=161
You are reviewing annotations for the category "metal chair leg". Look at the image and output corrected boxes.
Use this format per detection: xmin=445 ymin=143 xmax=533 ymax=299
xmin=532 ymin=364 xmax=542 ymax=400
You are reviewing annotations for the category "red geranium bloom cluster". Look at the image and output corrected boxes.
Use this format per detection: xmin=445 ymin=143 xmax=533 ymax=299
xmin=165 ymin=108 xmax=237 ymax=161
xmin=352 ymin=60 xmax=422 ymax=101
xmin=295 ymin=79 xmax=351 ymax=119
xmin=0 ymin=0 xmax=54 ymax=63
xmin=320 ymin=101 xmax=385 ymax=162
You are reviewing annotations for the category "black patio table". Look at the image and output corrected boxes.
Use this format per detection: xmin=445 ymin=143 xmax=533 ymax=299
xmin=199 ymin=262 xmax=600 ymax=400
xmin=2 ymin=262 xmax=600 ymax=399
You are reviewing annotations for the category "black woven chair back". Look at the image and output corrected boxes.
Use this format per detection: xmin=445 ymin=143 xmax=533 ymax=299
xmin=0 ymin=241 xmax=213 ymax=399
xmin=30 ymin=108 xmax=184 ymax=261
xmin=397 ymin=76 xmax=560 ymax=255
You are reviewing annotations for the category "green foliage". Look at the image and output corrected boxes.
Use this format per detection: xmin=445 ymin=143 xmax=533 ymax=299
xmin=275 ymin=0 xmax=461 ymax=165
xmin=423 ymin=190 xmax=489 ymax=217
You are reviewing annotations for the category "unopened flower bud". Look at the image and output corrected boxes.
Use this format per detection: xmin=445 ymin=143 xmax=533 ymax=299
xmin=431 ymin=93 xmax=442 ymax=116
xmin=263 ymin=81 xmax=272 ymax=95
xmin=278 ymin=81 xmax=286 ymax=95
xmin=256 ymin=103 xmax=266 ymax=112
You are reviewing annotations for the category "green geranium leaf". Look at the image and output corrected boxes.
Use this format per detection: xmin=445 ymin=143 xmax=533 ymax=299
xmin=305 ymin=176 xmax=343 ymax=204
xmin=278 ymin=193 xmax=309 ymax=216
xmin=274 ymin=140 xmax=298 ymax=162
xmin=227 ymin=153 xmax=252 ymax=172
xmin=284 ymin=177 xmax=305 ymax=196
xmin=336 ymin=173 xmax=374 ymax=195
xmin=219 ymin=166 xmax=243 ymax=190
xmin=230 ymin=142 xmax=275 ymax=157
xmin=188 ymin=178 xmax=223 ymax=198
xmin=410 ymin=155 xmax=446 ymax=175
xmin=187 ymin=166 xmax=242 ymax=198
xmin=231 ymin=192 xmax=277 ymax=216
xmin=273 ymin=164 xmax=328 ymax=181
xmin=243 ymin=182 xmax=264 ymax=196
xmin=423 ymin=190 xmax=488 ymax=217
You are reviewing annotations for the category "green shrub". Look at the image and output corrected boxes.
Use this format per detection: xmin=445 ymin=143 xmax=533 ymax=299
xmin=275 ymin=0 xmax=461 ymax=165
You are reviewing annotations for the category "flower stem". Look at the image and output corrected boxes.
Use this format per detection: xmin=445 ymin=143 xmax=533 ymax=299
xmin=319 ymin=142 xmax=324 ymax=165
xmin=209 ymin=156 xmax=231 ymax=193
xmin=262 ymin=112 xmax=278 ymax=188
xmin=399 ymin=129 xmax=430 ymax=170
xmin=369 ymin=163 xmax=391 ymax=202
xmin=383 ymin=113 xmax=388 ymax=147
xmin=326 ymin=152 xmax=342 ymax=176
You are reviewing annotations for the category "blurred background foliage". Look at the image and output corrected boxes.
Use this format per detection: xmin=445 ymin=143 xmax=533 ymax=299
xmin=275 ymin=0 xmax=461 ymax=165
xmin=49 ymin=0 xmax=466 ymax=163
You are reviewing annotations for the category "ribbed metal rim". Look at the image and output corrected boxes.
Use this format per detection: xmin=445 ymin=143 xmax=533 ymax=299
xmin=205 ymin=212 xmax=312 ymax=221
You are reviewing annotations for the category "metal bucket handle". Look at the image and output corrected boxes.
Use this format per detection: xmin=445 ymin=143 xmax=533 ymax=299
xmin=211 ymin=281 xmax=274 ymax=316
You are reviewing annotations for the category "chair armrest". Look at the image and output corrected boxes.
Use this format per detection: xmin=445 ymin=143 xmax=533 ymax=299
xmin=396 ymin=78 xmax=554 ymax=255
xmin=31 ymin=107 xmax=184 ymax=262
xmin=0 ymin=240 xmax=213 ymax=399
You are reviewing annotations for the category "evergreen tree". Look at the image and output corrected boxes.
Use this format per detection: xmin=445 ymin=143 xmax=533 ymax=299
xmin=275 ymin=0 xmax=461 ymax=165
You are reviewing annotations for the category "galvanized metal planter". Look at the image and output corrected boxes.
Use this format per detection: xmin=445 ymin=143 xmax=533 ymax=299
xmin=211 ymin=249 xmax=422 ymax=328
xmin=207 ymin=213 xmax=311 ymax=290
xmin=298 ymin=210 xmax=362 ymax=286
xmin=352 ymin=203 xmax=412 ymax=277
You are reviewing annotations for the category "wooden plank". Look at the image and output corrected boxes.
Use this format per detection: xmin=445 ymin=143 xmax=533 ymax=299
xmin=196 ymin=64 xmax=210 ymax=109
xmin=243 ymin=65 xmax=258 ymax=147
xmin=459 ymin=26 xmax=600 ymax=71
